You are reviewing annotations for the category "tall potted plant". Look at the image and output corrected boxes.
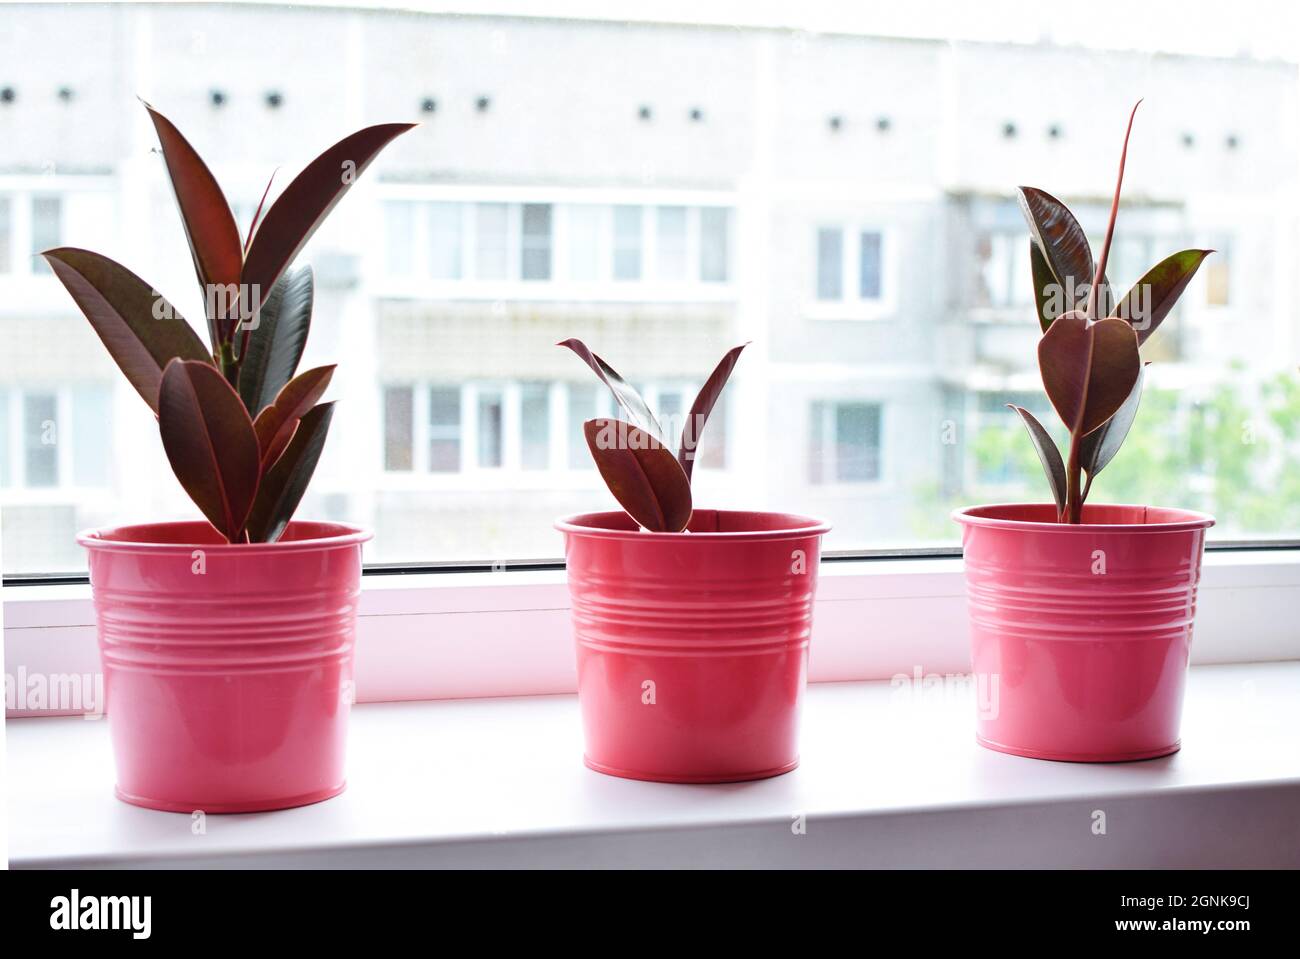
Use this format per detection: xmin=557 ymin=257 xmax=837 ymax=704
xmin=953 ymin=102 xmax=1215 ymax=762
xmin=555 ymin=339 xmax=831 ymax=782
xmin=46 ymin=102 xmax=413 ymax=811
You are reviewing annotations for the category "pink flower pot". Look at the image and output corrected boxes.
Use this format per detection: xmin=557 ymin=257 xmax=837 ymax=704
xmin=556 ymin=509 xmax=831 ymax=783
xmin=953 ymin=503 xmax=1214 ymax=762
xmin=78 ymin=520 xmax=370 ymax=812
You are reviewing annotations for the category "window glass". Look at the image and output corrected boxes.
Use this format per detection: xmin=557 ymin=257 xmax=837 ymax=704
xmin=568 ymin=205 xmax=602 ymax=281
xmin=613 ymin=205 xmax=642 ymax=281
xmin=384 ymin=201 xmax=414 ymax=278
xmin=384 ymin=386 xmax=414 ymax=471
xmin=428 ymin=202 xmax=462 ymax=279
xmin=0 ymin=390 xmax=9 ymax=486
xmin=520 ymin=382 xmax=551 ymax=470
xmin=72 ymin=385 xmax=111 ymax=486
xmin=31 ymin=196 xmax=61 ymax=274
xmin=476 ymin=388 xmax=504 ymax=468
xmin=700 ymin=207 xmax=729 ymax=283
xmin=521 ymin=203 xmax=552 ymax=281
xmin=475 ymin=202 xmax=510 ymax=280
xmin=859 ymin=231 xmax=883 ymax=300
xmin=816 ymin=228 xmax=842 ymax=300
xmin=0 ymin=196 xmax=11 ymax=274
xmin=23 ymin=393 xmax=58 ymax=488
xmin=428 ymin=387 xmax=461 ymax=472
xmin=656 ymin=206 xmax=688 ymax=281
xmin=567 ymin=383 xmax=598 ymax=469
xmin=810 ymin=401 xmax=881 ymax=484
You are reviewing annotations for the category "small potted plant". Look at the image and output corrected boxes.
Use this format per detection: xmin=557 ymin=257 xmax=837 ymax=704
xmin=953 ymin=102 xmax=1215 ymax=762
xmin=45 ymin=102 xmax=413 ymax=811
xmin=555 ymin=339 xmax=830 ymax=782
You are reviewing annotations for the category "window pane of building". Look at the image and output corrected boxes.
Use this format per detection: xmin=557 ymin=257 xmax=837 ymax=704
xmin=700 ymin=206 xmax=729 ymax=283
xmin=384 ymin=201 xmax=415 ymax=277
xmin=477 ymin=388 xmax=504 ymax=467
xmin=656 ymin=206 xmax=687 ymax=281
xmin=859 ymin=231 xmax=883 ymax=300
xmin=520 ymin=382 xmax=550 ymax=469
xmin=0 ymin=391 xmax=9 ymax=486
xmin=0 ymin=196 xmax=11 ymax=274
xmin=31 ymin=196 xmax=61 ymax=274
xmin=613 ymin=205 xmax=642 ymax=281
xmin=72 ymin=385 xmax=110 ymax=486
xmin=428 ymin=202 xmax=462 ymax=279
xmin=568 ymin=205 xmax=602 ymax=281
xmin=428 ymin=386 xmax=461 ymax=472
xmin=836 ymin=403 xmax=882 ymax=482
xmin=384 ymin=386 xmax=413 ymax=471
xmin=23 ymin=392 xmax=58 ymax=487
xmin=816 ymin=228 xmax=842 ymax=300
xmin=521 ymin=203 xmax=552 ymax=280
xmin=567 ymin=382 xmax=598 ymax=469
xmin=475 ymin=202 xmax=510 ymax=280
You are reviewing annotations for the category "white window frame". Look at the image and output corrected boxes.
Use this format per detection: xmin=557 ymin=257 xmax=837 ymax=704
xmin=0 ymin=385 xmax=114 ymax=497
xmin=805 ymin=222 xmax=898 ymax=321
xmin=808 ymin=398 xmax=888 ymax=491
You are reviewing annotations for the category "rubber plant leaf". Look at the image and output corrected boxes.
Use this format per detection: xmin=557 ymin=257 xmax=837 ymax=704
xmin=1112 ymin=249 xmax=1214 ymax=345
xmin=240 ymin=123 xmax=416 ymax=323
xmin=245 ymin=402 xmax=336 ymax=544
xmin=1038 ymin=312 xmax=1141 ymax=439
xmin=157 ymin=359 xmax=261 ymax=542
xmin=1079 ymin=363 xmax=1146 ymax=481
xmin=252 ymin=364 xmax=335 ymax=468
xmin=1029 ymin=240 xmax=1057 ymax=332
xmin=1017 ymin=186 xmax=1112 ymax=317
xmin=583 ymin=418 xmax=692 ymax=532
xmin=1008 ymin=405 xmax=1067 ymax=514
xmin=237 ymin=265 xmax=314 ymax=415
xmin=559 ymin=338 xmax=666 ymax=444
xmin=42 ymin=248 xmax=212 ymax=413
xmin=142 ymin=102 xmax=243 ymax=346
xmin=244 ymin=169 xmax=277 ymax=256
xmin=679 ymin=342 xmax=748 ymax=481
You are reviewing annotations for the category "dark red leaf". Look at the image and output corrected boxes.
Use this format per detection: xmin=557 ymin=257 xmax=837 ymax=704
xmin=245 ymin=402 xmax=335 ymax=544
xmin=1038 ymin=313 xmax=1141 ymax=439
xmin=1112 ymin=249 xmax=1213 ymax=345
xmin=157 ymin=359 xmax=261 ymax=541
xmin=679 ymin=342 xmax=747 ymax=481
xmin=252 ymin=364 xmax=335 ymax=468
xmin=558 ymin=338 xmax=666 ymax=444
xmin=583 ymin=418 xmax=692 ymax=532
xmin=1008 ymin=404 xmax=1066 ymax=513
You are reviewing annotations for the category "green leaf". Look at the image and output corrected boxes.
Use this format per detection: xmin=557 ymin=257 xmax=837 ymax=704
xmin=245 ymin=402 xmax=335 ymax=544
xmin=142 ymin=101 xmax=244 ymax=347
xmin=237 ymin=266 xmax=314 ymax=415
xmin=1112 ymin=249 xmax=1213 ymax=345
xmin=1038 ymin=313 xmax=1141 ymax=438
xmin=558 ymin=338 xmax=666 ymax=444
xmin=584 ymin=418 xmax=692 ymax=532
xmin=1080 ymin=363 xmax=1145 ymax=480
xmin=252 ymin=364 xmax=335 ymax=468
xmin=240 ymin=123 xmax=415 ymax=315
xmin=1008 ymin=405 xmax=1067 ymax=514
xmin=679 ymin=342 xmax=747 ymax=482
xmin=42 ymin=248 xmax=212 ymax=412
xmin=157 ymin=359 xmax=261 ymax=542
xmin=1017 ymin=186 xmax=1112 ymax=317
xmin=1029 ymin=239 xmax=1057 ymax=332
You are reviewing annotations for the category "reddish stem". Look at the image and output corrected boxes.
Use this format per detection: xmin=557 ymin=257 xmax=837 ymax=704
xmin=1085 ymin=99 xmax=1142 ymax=321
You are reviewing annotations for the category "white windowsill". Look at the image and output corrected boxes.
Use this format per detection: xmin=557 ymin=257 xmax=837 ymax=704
xmin=7 ymin=662 xmax=1298 ymax=869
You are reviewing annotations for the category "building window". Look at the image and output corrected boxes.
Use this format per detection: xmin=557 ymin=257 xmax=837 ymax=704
xmin=613 ymin=205 xmax=642 ymax=281
xmin=700 ymin=206 xmax=729 ymax=283
xmin=71 ymin=386 xmax=110 ymax=486
xmin=816 ymin=228 xmax=843 ymax=300
xmin=656 ymin=206 xmax=688 ymax=281
xmin=0 ymin=196 xmax=11 ymax=274
xmin=384 ymin=201 xmax=415 ymax=278
xmin=568 ymin=382 xmax=599 ymax=469
xmin=476 ymin=388 xmax=504 ymax=468
xmin=859 ymin=231 xmax=883 ymax=299
xmin=0 ymin=390 xmax=9 ymax=486
xmin=810 ymin=401 xmax=882 ymax=484
xmin=428 ymin=202 xmax=463 ymax=279
xmin=383 ymin=386 xmax=414 ymax=471
xmin=520 ymin=203 xmax=552 ymax=280
xmin=30 ymin=196 xmax=61 ymax=274
xmin=429 ymin=386 xmax=462 ymax=472
xmin=568 ymin=205 xmax=602 ymax=282
xmin=475 ymin=202 xmax=510 ymax=280
xmin=1205 ymin=235 xmax=1231 ymax=306
xmin=23 ymin=392 xmax=59 ymax=487
xmin=520 ymin=382 xmax=551 ymax=470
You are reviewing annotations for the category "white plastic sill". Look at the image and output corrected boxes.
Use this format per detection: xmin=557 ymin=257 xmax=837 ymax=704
xmin=7 ymin=662 xmax=1300 ymax=869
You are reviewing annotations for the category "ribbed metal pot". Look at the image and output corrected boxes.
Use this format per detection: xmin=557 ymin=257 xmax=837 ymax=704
xmin=556 ymin=509 xmax=831 ymax=783
xmin=953 ymin=503 xmax=1214 ymax=762
xmin=79 ymin=520 xmax=370 ymax=812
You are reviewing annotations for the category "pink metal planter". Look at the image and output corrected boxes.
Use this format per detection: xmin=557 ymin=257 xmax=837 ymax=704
xmin=557 ymin=509 xmax=831 ymax=783
xmin=79 ymin=520 xmax=370 ymax=812
xmin=953 ymin=503 xmax=1214 ymax=762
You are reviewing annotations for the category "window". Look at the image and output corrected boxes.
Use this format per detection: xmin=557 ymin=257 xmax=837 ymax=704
xmin=428 ymin=387 xmax=462 ymax=472
xmin=613 ymin=205 xmax=642 ymax=280
xmin=0 ymin=390 xmax=9 ymax=485
xmin=975 ymin=232 xmax=1030 ymax=308
xmin=476 ymin=388 xmax=505 ymax=468
xmin=1205 ymin=235 xmax=1232 ymax=306
xmin=428 ymin=203 xmax=463 ymax=280
xmin=656 ymin=206 xmax=688 ymax=281
xmin=520 ymin=382 xmax=551 ymax=469
xmin=0 ymin=196 xmax=11 ymax=274
xmin=475 ymin=202 xmax=510 ymax=280
xmin=859 ymin=231 xmax=883 ymax=300
xmin=568 ymin=383 xmax=599 ymax=469
xmin=384 ymin=201 xmax=415 ymax=278
xmin=30 ymin=196 xmax=61 ymax=274
xmin=700 ymin=207 xmax=729 ymax=283
xmin=71 ymin=386 xmax=110 ymax=487
xmin=384 ymin=386 xmax=414 ymax=471
xmin=816 ymin=228 xmax=843 ymax=300
xmin=568 ymin=205 xmax=603 ymax=282
xmin=521 ymin=203 xmax=552 ymax=281
xmin=810 ymin=401 xmax=882 ymax=484
xmin=23 ymin=393 xmax=59 ymax=488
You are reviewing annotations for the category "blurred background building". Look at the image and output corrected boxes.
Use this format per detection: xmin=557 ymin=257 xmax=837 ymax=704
xmin=1 ymin=2 xmax=1297 ymax=572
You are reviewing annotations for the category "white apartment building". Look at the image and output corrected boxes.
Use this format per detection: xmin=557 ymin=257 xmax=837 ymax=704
xmin=1 ymin=3 xmax=1296 ymax=571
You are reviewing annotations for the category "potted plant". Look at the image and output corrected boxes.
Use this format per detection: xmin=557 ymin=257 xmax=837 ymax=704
xmin=45 ymin=102 xmax=413 ymax=811
xmin=953 ymin=102 xmax=1215 ymax=762
xmin=555 ymin=339 xmax=831 ymax=782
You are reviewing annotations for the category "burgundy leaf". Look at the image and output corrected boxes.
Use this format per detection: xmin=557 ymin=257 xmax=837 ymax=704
xmin=1086 ymin=99 xmax=1141 ymax=320
xmin=558 ymin=338 xmax=666 ymax=444
xmin=679 ymin=342 xmax=747 ymax=481
xmin=240 ymin=123 xmax=415 ymax=322
xmin=42 ymin=248 xmax=212 ymax=412
xmin=583 ymin=418 xmax=692 ymax=532
xmin=245 ymin=402 xmax=335 ymax=544
xmin=1008 ymin=404 xmax=1067 ymax=514
xmin=1038 ymin=313 xmax=1141 ymax=439
xmin=252 ymin=364 xmax=335 ymax=468
xmin=157 ymin=359 xmax=261 ymax=541
xmin=1018 ymin=186 xmax=1110 ymax=317
xmin=1112 ymin=249 xmax=1213 ymax=345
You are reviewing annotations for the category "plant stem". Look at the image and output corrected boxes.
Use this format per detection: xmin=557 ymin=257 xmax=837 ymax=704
xmin=1065 ymin=434 xmax=1083 ymax=524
